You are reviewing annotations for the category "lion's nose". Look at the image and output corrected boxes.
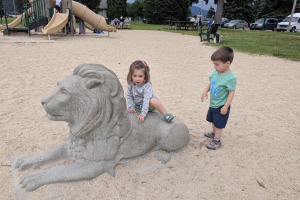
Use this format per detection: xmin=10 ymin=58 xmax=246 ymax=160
xmin=41 ymin=98 xmax=46 ymax=105
xmin=41 ymin=96 xmax=47 ymax=105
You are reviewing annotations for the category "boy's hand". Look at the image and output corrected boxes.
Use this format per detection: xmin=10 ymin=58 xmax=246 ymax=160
xmin=128 ymin=109 xmax=137 ymax=113
xmin=220 ymin=106 xmax=228 ymax=115
xmin=201 ymin=92 xmax=208 ymax=102
xmin=137 ymin=115 xmax=145 ymax=122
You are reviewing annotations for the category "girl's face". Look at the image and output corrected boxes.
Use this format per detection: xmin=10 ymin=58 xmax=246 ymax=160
xmin=132 ymin=69 xmax=145 ymax=86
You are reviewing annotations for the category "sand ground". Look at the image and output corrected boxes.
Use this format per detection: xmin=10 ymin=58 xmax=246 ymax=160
xmin=0 ymin=29 xmax=299 ymax=200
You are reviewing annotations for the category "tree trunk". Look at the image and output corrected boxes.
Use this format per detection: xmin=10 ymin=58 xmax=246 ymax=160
xmin=215 ymin=0 xmax=224 ymax=25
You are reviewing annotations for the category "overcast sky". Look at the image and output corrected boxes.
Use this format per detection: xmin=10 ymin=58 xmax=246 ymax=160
xmin=126 ymin=0 xmax=217 ymax=10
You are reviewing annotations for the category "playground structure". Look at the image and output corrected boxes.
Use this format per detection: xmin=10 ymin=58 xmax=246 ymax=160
xmin=0 ymin=0 xmax=116 ymax=36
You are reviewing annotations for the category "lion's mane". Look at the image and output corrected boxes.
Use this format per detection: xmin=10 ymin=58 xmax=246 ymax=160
xmin=71 ymin=64 xmax=130 ymax=140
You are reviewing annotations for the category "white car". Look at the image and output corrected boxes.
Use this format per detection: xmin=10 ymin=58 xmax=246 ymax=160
xmin=277 ymin=13 xmax=300 ymax=32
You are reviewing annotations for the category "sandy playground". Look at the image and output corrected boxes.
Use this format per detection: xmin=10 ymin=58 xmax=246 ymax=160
xmin=0 ymin=29 xmax=299 ymax=200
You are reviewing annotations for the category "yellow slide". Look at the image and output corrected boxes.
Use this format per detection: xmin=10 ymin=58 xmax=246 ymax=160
xmin=42 ymin=9 xmax=69 ymax=34
xmin=0 ymin=8 xmax=33 ymax=30
xmin=1 ymin=0 xmax=115 ymax=35
xmin=42 ymin=1 xmax=115 ymax=35
xmin=72 ymin=1 xmax=116 ymax=32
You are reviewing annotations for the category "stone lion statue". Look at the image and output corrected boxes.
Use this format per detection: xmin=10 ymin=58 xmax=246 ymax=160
xmin=14 ymin=64 xmax=190 ymax=191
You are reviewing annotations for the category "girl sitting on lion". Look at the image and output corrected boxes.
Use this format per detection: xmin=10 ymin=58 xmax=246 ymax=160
xmin=126 ymin=60 xmax=174 ymax=123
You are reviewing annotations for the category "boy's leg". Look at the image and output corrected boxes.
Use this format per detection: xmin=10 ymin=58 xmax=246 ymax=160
xmin=212 ymin=123 xmax=216 ymax=133
xmin=207 ymin=126 xmax=222 ymax=150
xmin=204 ymin=108 xmax=215 ymax=138
xmin=214 ymin=127 xmax=223 ymax=139
xmin=204 ymin=122 xmax=215 ymax=138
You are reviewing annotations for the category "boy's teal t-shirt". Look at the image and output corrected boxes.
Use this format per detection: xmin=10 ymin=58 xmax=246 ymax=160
xmin=209 ymin=71 xmax=237 ymax=108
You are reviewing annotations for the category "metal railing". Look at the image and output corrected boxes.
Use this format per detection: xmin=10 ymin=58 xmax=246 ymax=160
xmin=23 ymin=0 xmax=46 ymax=28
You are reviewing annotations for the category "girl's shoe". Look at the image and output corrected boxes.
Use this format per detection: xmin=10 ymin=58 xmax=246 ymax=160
xmin=204 ymin=131 xmax=215 ymax=138
xmin=164 ymin=113 xmax=174 ymax=123
xmin=207 ymin=139 xmax=221 ymax=150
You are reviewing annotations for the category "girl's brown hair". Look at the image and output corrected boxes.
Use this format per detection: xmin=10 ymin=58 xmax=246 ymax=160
xmin=127 ymin=60 xmax=151 ymax=84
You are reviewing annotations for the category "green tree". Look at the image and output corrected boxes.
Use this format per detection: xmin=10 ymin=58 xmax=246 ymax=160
xmin=0 ymin=1 xmax=4 ymax=16
xmin=254 ymin=0 xmax=294 ymax=20
xmin=297 ymin=1 xmax=300 ymax=13
xmin=144 ymin=0 xmax=191 ymax=24
xmin=15 ymin=0 xmax=29 ymax=13
xmin=256 ymin=0 xmax=273 ymax=18
xmin=107 ymin=0 xmax=127 ymax=19
xmin=77 ymin=0 xmax=102 ymax=13
xmin=127 ymin=0 xmax=144 ymax=20
xmin=177 ymin=0 xmax=190 ymax=20
xmin=207 ymin=0 xmax=252 ymax=25
xmin=144 ymin=0 xmax=174 ymax=24
xmin=224 ymin=1 xmax=255 ymax=23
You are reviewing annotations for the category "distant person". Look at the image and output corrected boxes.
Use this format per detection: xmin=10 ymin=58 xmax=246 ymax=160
xmin=208 ymin=17 xmax=214 ymax=28
xmin=211 ymin=8 xmax=215 ymax=18
xmin=196 ymin=12 xmax=203 ymax=28
xmin=55 ymin=0 xmax=62 ymax=13
xmin=119 ymin=16 xmax=124 ymax=28
xmin=126 ymin=60 xmax=174 ymax=123
xmin=190 ymin=16 xmax=197 ymax=29
xmin=112 ymin=18 xmax=119 ymax=27
xmin=190 ymin=16 xmax=196 ymax=23
xmin=78 ymin=18 xmax=86 ymax=35
xmin=201 ymin=46 xmax=237 ymax=150
xmin=208 ymin=7 xmax=215 ymax=19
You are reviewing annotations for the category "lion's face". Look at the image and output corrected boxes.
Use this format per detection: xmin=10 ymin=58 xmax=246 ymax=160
xmin=41 ymin=64 xmax=128 ymax=138
xmin=41 ymin=75 xmax=88 ymax=123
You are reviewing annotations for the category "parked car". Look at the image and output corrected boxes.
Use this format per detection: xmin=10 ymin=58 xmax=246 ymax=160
xmin=201 ymin=17 xmax=211 ymax=27
xmin=277 ymin=13 xmax=300 ymax=32
xmin=250 ymin=18 xmax=278 ymax=31
xmin=224 ymin=20 xmax=248 ymax=29
xmin=221 ymin=18 xmax=231 ymax=27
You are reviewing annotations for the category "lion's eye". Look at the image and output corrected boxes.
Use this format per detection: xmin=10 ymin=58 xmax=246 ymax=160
xmin=60 ymin=88 xmax=69 ymax=94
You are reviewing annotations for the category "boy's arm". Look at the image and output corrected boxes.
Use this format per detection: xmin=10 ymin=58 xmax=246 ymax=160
xmin=220 ymin=90 xmax=235 ymax=115
xmin=201 ymin=83 xmax=210 ymax=102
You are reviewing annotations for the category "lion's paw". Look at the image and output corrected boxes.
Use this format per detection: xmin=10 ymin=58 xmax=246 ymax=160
xmin=20 ymin=171 xmax=45 ymax=192
xmin=14 ymin=157 xmax=40 ymax=171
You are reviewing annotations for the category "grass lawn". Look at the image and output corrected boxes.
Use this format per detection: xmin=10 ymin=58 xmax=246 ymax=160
xmin=130 ymin=21 xmax=300 ymax=61
xmin=0 ymin=16 xmax=27 ymax=27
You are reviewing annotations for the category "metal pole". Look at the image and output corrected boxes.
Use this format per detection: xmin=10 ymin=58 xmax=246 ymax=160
xmin=288 ymin=0 xmax=297 ymax=32
xmin=69 ymin=0 xmax=74 ymax=36
xmin=12 ymin=0 xmax=16 ymax=14
xmin=4 ymin=8 xmax=10 ymax=35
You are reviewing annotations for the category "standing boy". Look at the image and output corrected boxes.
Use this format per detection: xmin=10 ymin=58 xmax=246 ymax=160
xmin=201 ymin=46 xmax=237 ymax=150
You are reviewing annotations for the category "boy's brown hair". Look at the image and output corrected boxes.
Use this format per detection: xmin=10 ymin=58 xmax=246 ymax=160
xmin=127 ymin=60 xmax=151 ymax=84
xmin=211 ymin=46 xmax=234 ymax=63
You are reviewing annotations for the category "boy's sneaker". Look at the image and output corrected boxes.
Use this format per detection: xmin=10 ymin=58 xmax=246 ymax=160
xmin=204 ymin=131 xmax=215 ymax=138
xmin=207 ymin=140 xmax=221 ymax=150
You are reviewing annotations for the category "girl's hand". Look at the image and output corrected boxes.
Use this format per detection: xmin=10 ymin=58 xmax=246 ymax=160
xmin=201 ymin=92 xmax=208 ymax=102
xmin=220 ymin=106 xmax=228 ymax=115
xmin=137 ymin=115 xmax=145 ymax=122
xmin=128 ymin=109 xmax=137 ymax=113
